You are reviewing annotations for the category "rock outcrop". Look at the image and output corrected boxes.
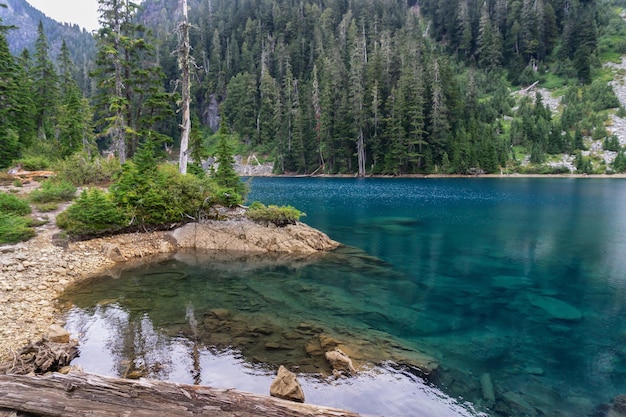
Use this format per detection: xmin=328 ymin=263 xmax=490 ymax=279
xmin=269 ymin=365 xmax=305 ymax=403
xmin=171 ymin=220 xmax=339 ymax=254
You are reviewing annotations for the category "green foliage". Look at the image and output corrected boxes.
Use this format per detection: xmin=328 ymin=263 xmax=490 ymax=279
xmin=246 ymin=202 xmax=305 ymax=227
xmin=0 ymin=192 xmax=31 ymax=216
xmin=55 ymin=152 xmax=122 ymax=186
xmin=212 ymin=133 xmax=248 ymax=199
xmin=110 ymin=162 xmax=217 ymax=227
xmin=603 ymin=135 xmax=621 ymax=152
xmin=0 ymin=213 xmax=35 ymax=244
xmin=213 ymin=187 xmax=244 ymax=207
xmin=56 ymin=188 xmax=127 ymax=236
xmin=575 ymin=152 xmax=594 ymax=174
xmin=586 ymin=80 xmax=620 ymax=111
xmin=613 ymin=149 xmax=626 ymax=172
xmin=29 ymin=179 xmax=77 ymax=203
xmin=14 ymin=155 xmax=52 ymax=171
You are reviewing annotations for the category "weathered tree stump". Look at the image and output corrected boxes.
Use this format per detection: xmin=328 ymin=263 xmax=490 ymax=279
xmin=0 ymin=338 xmax=78 ymax=376
xmin=0 ymin=372 xmax=362 ymax=417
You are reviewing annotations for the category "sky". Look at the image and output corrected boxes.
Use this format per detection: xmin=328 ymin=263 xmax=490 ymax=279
xmin=26 ymin=0 xmax=100 ymax=31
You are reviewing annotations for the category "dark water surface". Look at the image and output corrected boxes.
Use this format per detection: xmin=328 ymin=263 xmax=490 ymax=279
xmin=62 ymin=178 xmax=626 ymax=416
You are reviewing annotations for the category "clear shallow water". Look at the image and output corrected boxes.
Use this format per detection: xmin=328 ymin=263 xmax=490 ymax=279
xmin=62 ymin=178 xmax=626 ymax=417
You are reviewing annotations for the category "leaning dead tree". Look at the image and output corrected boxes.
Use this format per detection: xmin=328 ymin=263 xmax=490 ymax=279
xmin=177 ymin=0 xmax=192 ymax=175
xmin=0 ymin=372 xmax=362 ymax=417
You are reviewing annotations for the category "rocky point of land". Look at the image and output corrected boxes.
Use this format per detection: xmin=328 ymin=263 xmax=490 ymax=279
xmin=0 ymin=194 xmax=339 ymax=363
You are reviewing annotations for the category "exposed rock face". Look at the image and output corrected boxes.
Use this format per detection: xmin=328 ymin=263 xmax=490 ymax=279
xmin=269 ymin=365 xmax=305 ymax=403
xmin=171 ymin=220 xmax=339 ymax=254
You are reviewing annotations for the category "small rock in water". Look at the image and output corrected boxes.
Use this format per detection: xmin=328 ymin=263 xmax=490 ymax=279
xmin=269 ymin=365 xmax=305 ymax=403
xmin=325 ymin=348 xmax=357 ymax=375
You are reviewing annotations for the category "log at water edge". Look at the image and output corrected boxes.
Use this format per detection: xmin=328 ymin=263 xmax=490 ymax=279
xmin=0 ymin=372 xmax=362 ymax=417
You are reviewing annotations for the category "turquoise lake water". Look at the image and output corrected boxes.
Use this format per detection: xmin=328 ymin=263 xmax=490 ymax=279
xmin=62 ymin=178 xmax=626 ymax=416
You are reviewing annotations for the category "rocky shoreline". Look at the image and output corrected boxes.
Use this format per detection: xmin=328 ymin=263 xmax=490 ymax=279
xmin=0 ymin=214 xmax=339 ymax=364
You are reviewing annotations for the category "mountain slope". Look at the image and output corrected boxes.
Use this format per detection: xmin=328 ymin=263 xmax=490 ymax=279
xmin=0 ymin=0 xmax=95 ymax=70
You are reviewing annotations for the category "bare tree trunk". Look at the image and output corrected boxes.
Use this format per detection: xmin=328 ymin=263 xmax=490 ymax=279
xmin=178 ymin=0 xmax=191 ymax=175
xmin=357 ymin=128 xmax=365 ymax=177
xmin=113 ymin=13 xmax=126 ymax=165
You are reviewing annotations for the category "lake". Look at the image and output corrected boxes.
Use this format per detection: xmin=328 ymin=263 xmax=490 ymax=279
xmin=61 ymin=177 xmax=626 ymax=416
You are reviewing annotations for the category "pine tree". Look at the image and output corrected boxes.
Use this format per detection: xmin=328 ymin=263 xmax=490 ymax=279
xmin=57 ymin=40 xmax=94 ymax=156
xmin=93 ymin=0 xmax=173 ymax=163
xmin=213 ymin=121 xmax=245 ymax=197
xmin=32 ymin=21 xmax=59 ymax=144
xmin=0 ymin=14 xmax=20 ymax=167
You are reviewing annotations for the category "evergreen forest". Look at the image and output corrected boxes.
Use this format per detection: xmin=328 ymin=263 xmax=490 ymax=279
xmin=2 ymin=0 xmax=626 ymax=176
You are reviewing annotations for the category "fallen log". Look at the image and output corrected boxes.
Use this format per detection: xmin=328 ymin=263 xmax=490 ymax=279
xmin=0 ymin=372 xmax=362 ymax=417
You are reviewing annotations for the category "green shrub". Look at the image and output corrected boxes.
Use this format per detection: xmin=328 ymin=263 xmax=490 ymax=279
xmin=603 ymin=135 xmax=621 ymax=152
xmin=29 ymin=179 xmax=77 ymax=203
xmin=0 ymin=192 xmax=31 ymax=216
xmin=55 ymin=152 xmax=122 ymax=186
xmin=12 ymin=179 xmax=22 ymax=187
xmin=214 ymin=187 xmax=244 ymax=207
xmin=14 ymin=155 xmax=52 ymax=171
xmin=246 ymin=202 xmax=305 ymax=226
xmin=0 ymin=213 xmax=36 ymax=244
xmin=110 ymin=162 xmax=217 ymax=227
xmin=56 ymin=188 xmax=127 ymax=236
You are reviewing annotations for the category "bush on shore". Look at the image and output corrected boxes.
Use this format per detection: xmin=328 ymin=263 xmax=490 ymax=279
xmin=246 ymin=202 xmax=305 ymax=226
xmin=0 ymin=213 xmax=36 ymax=244
xmin=56 ymin=188 xmax=127 ymax=236
xmin=0 ymin=192 xmax=31 ymax=216
xmin=55 ymin=152 xmax=122 ymax=186
xmin=29 ymin=179 xmax=77 ymax=203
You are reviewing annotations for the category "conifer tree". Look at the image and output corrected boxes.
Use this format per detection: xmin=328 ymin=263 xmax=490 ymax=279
xmin=57 ymin=40 xmax=94 ymax=156
xmin=32 ymin=21 xmax=59 ymax=143
xmin=94 ymin=0 xmax=173 ymax=163
xmin=0 ymin=11 xmax=20 ymax=167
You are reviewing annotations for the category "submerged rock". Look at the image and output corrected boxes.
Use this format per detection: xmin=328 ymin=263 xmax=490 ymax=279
xmin=498 ymin=391 xmax=538 ymax=417
xmin=480 ymin=373 xmax=495 ymax=405
xmin=527 ymin=294 xmax=583 ymax=321
xmin=269 ymin=365 xmax=305 ymax=403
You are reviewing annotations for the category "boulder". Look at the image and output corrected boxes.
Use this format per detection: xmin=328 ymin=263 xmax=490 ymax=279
xmin=325 ymin=348 xmax=356 ymax=375
xmin=102 ymin=244 xmax=126 ymax=262
xmin=269 ymin=365 xmax=305 ymax=403
xmin=47 ymin=324 xmax=70 ymax=344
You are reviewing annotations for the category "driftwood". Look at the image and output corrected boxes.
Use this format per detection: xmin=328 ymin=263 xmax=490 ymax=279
xmin=0 ymin=339 xmax=78 ymax=376
xmin=0 ymin=372 xmax=362 ymax=417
